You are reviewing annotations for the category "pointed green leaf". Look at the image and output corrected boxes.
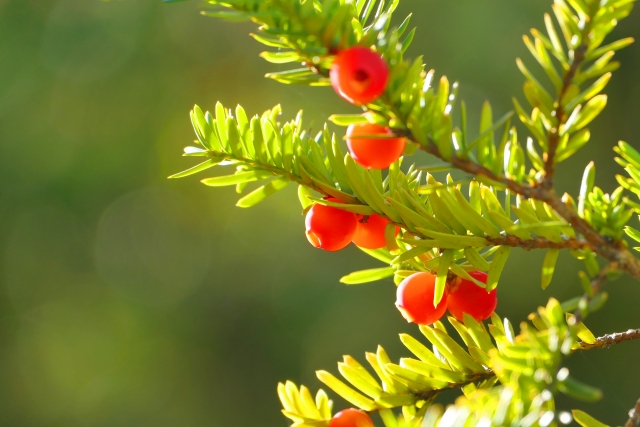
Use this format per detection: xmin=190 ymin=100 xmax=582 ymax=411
xmin=236 ymin=176 xmax=290 ymax=208
xmin=586 ymin=37 xmax=635 ymax=61
xmin=260 ymin=51 xmax=300 ymax=63
xmin=359 ymin=247 xmax=394 ymax=264
xmin=298 ymin=185 xmax=314 ymax=210
xmin=448 ymin=263 xmax=486 ymax=288
xmin=344 ymin=154 xmax=377 ymax=208
xmin=399 ymin=334 xmax=450 ymax=370
xmin=420 ymin=326 xmax=485 ymax=374
xmin=316 ymin=371 xmax=376 ymax=411
xmin=342 ymin=355 xmax=380 ymax=388
xmin=446 ymin=316 xmax=476 ymax=349
xmin=463 ymin=247 xmax=491 ymax=272
xmin=541 ymin=249 xmax=559 ymax=289
xmin=201 ymin=169 xmax=273 ymax=186
xmin=566 ymin=314 xmax=597 ymax=344
xmin=435 ymin=250 xmax=453 ymax=306
xmin=340 ymin=267 xmax=396 ymax=285
xmin=169 ymin=158 xmax=221 ymax=179
xmin=337 ymin=363 xmax=383 ymax=399
xmin=376 ymin=346 xmax=410 ymax=394
xmin=400 ymin=358 xmax=467 ymax=383
xmin=329 ymin=114 xmax=370 ymax=126
xmin=452 ymin=189 xmax=502 ymax=237
xmin=557 ymin=375 xmax=603 ymax=402
xmin=572 ymin=410 xmax=610 ymax=427
xmin=463 ymin=314 xmax=496 ymax=353
xmin=308 ymin=197 xmax=375 ymax=215
xmin=578 ymin=161 xmax=596 ymax=217
xmin=486 ymin=247 xmax=511 ymax=291
xmin=384 ymin=363 xmax=449 ymax=390
xmin=625 ymin=226 xmax=640 ymax=243
xmin=565 ymin=73 xmax=612 ymax=112
xmin=569 ymin=95 xmax=608 ymax=133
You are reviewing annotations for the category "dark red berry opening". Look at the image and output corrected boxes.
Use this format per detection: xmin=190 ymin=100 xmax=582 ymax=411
xmin=330 ymin=47 xmax=389 ymax=105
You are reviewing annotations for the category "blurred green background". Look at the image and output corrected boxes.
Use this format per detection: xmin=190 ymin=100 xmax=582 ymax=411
xmin=0 ymin=0 xmax=638 ymax=425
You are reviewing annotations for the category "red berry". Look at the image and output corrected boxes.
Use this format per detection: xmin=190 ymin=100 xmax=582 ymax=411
xmin=352 ymin=214 xmax=399 ymax=249
xmin=330 ymin=409 xmax=374 ymax=427
xmin=330 ymin=47 xmax=389 ymax=105
xmin=396 ymin=272 xmax=448 ymax=325
xmin=346 ymin=123 xmax=406 ymax=169
xmin=305 ymin=199 xmax=358 ymax=252
xmin=447 ymin=271 xmax=497 ymax=322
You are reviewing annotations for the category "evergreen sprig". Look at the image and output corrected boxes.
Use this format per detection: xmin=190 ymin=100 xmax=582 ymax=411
xmin=166 ymin=0 xmax=640 ymax=425
xmin=172 ymin=101 xmax=595 ymax=294
xmin=196 ymin=0 xmax=640 ymax=280
xmin=279 ymin=299 xmax=612 ymax=427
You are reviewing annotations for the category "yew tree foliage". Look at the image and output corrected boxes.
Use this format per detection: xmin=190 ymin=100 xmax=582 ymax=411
xmin=167 ymin=0 xmax=640 ymax=426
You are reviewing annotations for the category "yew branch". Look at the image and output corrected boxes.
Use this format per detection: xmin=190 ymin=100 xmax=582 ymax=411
xmin=414 ymin=141 xmax=640 ymax=281
xmin=407 ymin=328 xmax=640 ymax=404
xmin=577 ymin=329 xmax=640 ymax=351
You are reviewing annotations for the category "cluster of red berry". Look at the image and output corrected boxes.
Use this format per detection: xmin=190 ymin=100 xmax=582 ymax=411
xmin=396 ymin=270 xmax=497 ymax=324
xmin=305 ymin=46 xmax=404 ymax=252
xmin=306 ymin=198 xmax=399 ymax=252
xmin=307 ymin=46 xmax=498 ymax=325
xmin=331 ymin=47 xmax=405 ymax=170
xmin=311 ymin=49 xmax=496 ymax=427
xmin=327 ymin=272 xmax=496 ymax=427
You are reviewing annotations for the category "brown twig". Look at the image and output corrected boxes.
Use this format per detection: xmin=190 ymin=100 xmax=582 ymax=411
xmin=413 ymin=326 xmax=640 ymax=402
xmin=625 ymin=398 xmax=640 ymax=427
xmin=486 ymin=235 xmax=591 ymax=251
xmin=577 ymin=329 xmax=640 ymax=351
xmin=416 ymin=143 xmax=640 ymax=281
xmin=406 ymin=2 xmax=640 ymax=280
xmin=542 ymin=43 xmax=588 ymax=187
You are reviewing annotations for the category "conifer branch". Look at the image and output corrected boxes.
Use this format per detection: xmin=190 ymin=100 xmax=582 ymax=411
xmin=399 ymin=326 xmax=640 ymax=400
xmin=412 ymin=370 xmax=495 ymax=401
xmin=543 ymin=40 xmax=588 ymax=187
xmin=577 ymin=328 xmax=640 ymax=351
xmin=194 ymin=0 xmax=640 ymax=284
xmin=415 ymin=135 xmax=640 ymax=281
xmin=406 ymin=134 xmax=535 ymax=197
xmin=177 ymin=102 xmax=606 ymax=290
xmin=485 ymin=234 xmax=590 ymax=251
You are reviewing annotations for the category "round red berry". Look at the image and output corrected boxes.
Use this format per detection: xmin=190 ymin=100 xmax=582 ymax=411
xmin=346 ymin=122 xmax=406 ymax=169
xmin=330 ymin=409 xmax=374 ymax=427
xmin=396 ymin=272 xmax=448 ymax=325
xmin=447 ymin=271 xmax=497 ymax=322
xmin=305 ymin=199 xmax=357 ymax=252
xmin=352 ymin=214 xmax=399 ymax=249
xmin=330 ymin=47 xmax=389 ymax=105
